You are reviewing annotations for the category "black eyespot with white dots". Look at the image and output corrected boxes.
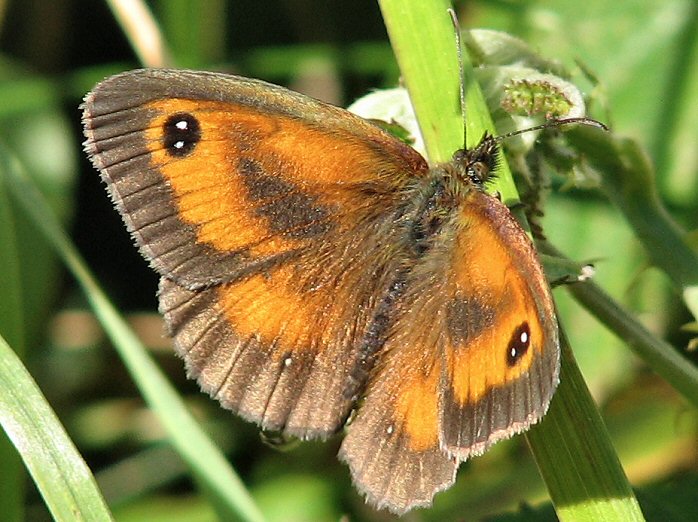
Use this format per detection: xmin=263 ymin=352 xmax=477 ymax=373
xmin=163 ymin=113 xmax=201 ymax=157
xmin=507 ymin=322 xmax=531 ymax=367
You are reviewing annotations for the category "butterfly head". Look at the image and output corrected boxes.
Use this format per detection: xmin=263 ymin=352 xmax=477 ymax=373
xmin=450 ymin=117 xmax=607 ymax=191
xmin=451 ymin=133 xmax=500 ymax=188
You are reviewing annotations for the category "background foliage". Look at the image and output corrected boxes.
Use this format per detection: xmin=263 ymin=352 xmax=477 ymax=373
xmin=0 ymin=0 xmax=696 ymax=521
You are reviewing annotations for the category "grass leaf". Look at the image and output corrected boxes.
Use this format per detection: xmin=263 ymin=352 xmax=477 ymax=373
xmin=0 ymin=331 xmax=114 ymax=522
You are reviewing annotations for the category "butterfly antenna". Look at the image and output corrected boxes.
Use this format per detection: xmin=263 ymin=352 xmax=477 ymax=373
xmin=447 ymin=8 xmax=606 ymax=147
xmin=448 ymin=8 xmax=467 ymax=148
xmin=493 ymin=117 xmax=608 ymax=144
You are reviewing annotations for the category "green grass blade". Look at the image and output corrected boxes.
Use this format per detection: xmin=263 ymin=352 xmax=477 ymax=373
xmin=1 ymin=143 xmax=266 ymax=522
xmin=527 ymin=332 xmax=645 ymax=521
xmin=378 ymin=0 xmax=519 ymax=202
xmin=0 ymin=332 xmax=114 ymax=522
xmin=379 ymin=0 xmax=462 ymax=162
xmin=378 ymin=2 xmax=644 ymax=520
xmin=156 ymin=0 xmax=227 ymax=68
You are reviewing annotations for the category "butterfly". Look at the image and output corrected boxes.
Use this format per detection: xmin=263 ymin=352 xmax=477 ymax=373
xmin=82 ymin=68 xmax=560 ymax=514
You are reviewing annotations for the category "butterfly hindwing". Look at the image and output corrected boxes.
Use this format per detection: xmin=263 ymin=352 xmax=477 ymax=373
xmin=438 ymin=193 xmax=559 ymax=459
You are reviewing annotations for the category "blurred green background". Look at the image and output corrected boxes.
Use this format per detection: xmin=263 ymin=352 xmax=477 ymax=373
xmin=0 ymin=0 xmax=696 ymax=521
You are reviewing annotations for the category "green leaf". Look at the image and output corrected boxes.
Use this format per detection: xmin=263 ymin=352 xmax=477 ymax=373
xmin=0 ymin=332 xmax=114 ymax=521
xmin=527 ymin=332 xmax=645 ymax=521
xmin=378 ymin=0 xmax=520 ymax=205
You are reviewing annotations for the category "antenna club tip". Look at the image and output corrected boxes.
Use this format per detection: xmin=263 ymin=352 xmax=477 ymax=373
xmin=556 ymin=116 xmax=609 ymax=132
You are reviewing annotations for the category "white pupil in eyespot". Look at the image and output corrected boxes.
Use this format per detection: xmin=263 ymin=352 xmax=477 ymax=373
xmin=175 ymin=120 xmax=188 ymax=130
xmin=520 ymin=330 xmax=528 ymax=344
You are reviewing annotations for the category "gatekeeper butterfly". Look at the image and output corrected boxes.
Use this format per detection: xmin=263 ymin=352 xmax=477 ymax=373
xmin=82 ymin=69 xmax=560 ymax=514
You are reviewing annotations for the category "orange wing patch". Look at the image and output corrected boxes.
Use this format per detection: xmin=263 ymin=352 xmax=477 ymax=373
xmin=438 ymin=191 xmax=559 ymax=459
xmin=445 ymin=204 xmax=543 ymax=404
xmin=215 ymin=264 xmax=320 ymax=350
xmin=394 ymin=364 xmax=441 ymax=452
xmin=339 ymin=341 xmax=457 ymax=514
xmin=142 ymin=97 xmax=424 ymax=249
xmin=143 ymin=99 xmax=331 ymax=256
